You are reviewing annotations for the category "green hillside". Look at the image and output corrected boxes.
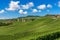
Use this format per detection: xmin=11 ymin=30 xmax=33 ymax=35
xmin=0 ymin=16 xmax=60 ymax=40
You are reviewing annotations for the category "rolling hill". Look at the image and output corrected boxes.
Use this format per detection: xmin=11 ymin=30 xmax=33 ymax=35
xmin=0 ymin=16 xmax=60 ymax=40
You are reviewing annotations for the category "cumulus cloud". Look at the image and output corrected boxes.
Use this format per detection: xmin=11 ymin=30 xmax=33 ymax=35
xmin=19 ymin=10 xmax=23 ymax=14
xmin=0 ymin=10 xmax=5 ymax=13
xmin=37 ymin=4 xmax=46 ymax=10
xmin=21 ymin=5 xmax=29 ymax=9
xmin=33 ymin=9 xmax=38 ymax=13
xmin=58 ymin=1 xmax=60 ymax=7
xmin=23 ymin=11 xmax=27 ymax=14
xmin=47 ymin=4 xmax=52 ymax=8
xmin=29 ymin=2 xmax=34 ymax=7
xmin=19 ymin=10 xmax=27 ymax=14
xmin=6 ymin=1 xmax=20 ymax=11
xmin=21 ymin=2 xmax=34 ymax=9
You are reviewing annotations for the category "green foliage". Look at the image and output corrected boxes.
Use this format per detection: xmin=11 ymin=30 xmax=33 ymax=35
xmin=36 ymin=32 xmax=60 ymax=40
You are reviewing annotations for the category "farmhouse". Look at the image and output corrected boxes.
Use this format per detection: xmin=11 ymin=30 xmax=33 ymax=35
xmin=46 ymin=14 xmax=60 ymax=19
xmin=17 ymin=16 xmax=40 ymax=22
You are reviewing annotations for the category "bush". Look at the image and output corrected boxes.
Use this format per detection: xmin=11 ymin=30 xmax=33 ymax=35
xmin=0 ymin=22 xmax=13 ymax=26
xmin=36 ymin=32 xmax=60 ymax=40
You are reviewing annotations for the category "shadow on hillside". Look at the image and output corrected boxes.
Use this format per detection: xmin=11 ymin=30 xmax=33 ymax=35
xmin=0 ymin=32 xmax=60 ymax=40
xmin=0 ymin=31 xmax=34 ymax=40
xmin=0 ymin=35 xmax=15 ymax=40
xmin=36 ymin=32 xmax=60 ymax=40
xmin=0 ymin=22 xmax=13 ymax=26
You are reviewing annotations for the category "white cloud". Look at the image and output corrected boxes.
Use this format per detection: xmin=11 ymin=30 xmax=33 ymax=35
xmin=21 ymin=5 xmax=29 ymax=9
xmin=37 ymin=4 xmax=46 ymax=10
xmin=0 ymin=17 xmax=7 ymax=19
xmin=23 ymin=11 xmax=27 ymax=14
xmin=33 ymin=9 xmax=38 ymax=13
xmin=58 ymin=1 xmax=60 ymax=7
xmin=19 ymin=10 xmax=27 ymax=14
xmin=21 ymin=2 xmax=34 ymax=9
xmin=19 ymin=10 xmax=23 ymax=14
xmin=6 ymin=1 xmax=20 ymax=11
xmin=0 ymin=17 xmax=5 ymax=19
xmin=28 ymin=2 xmax=34 ymax=7
xmin=47 ymin=4 xmax=52 ymax=8
xmin=0 ymin=10 xmax=5 ymax=13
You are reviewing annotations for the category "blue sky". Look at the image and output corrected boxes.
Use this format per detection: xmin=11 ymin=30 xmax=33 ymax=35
xmin=0 ymin=0 xmax=60 ymax=19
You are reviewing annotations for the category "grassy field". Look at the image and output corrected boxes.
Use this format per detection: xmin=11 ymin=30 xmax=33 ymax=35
xmin=0 ymin=17 xmax=60 ymax=40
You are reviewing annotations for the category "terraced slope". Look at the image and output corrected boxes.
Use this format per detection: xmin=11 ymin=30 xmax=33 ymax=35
xmin=0 ymin=17 xmax=60 ymax=40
